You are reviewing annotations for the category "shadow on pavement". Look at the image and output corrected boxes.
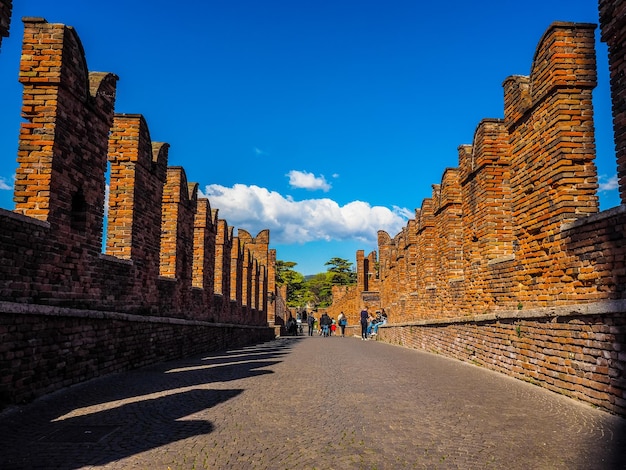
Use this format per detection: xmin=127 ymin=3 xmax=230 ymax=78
xmin=0 ymin=338 xmax=301 ymax=469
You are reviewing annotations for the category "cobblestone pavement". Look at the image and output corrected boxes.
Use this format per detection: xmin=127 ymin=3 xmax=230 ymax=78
xmin=0 ymin=333 xmax=625 ymax=470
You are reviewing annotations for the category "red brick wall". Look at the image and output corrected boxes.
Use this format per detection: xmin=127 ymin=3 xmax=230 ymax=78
xmin=0 ymin=304 xmax=275 ymax=406
xmin=230 ymin=235 xmax=244 ymax=321
xmin=107 ymin=114 xmax=168 ymax=312
xmin=193 ymin=198 xmax=217 ymax=315
xmin=0 ymin=18 xmax=276 ymax=408
xmin=375 ymin=23 xmax=602 ymax=319
xmin=600 ymin=0 xmax=626 ymax=204
xmin=332 ymin=19 xmax=626 ymax=415
xmin=377 ymin=301 xmax=626 ymax=415
xmin=238 ymin=229 xmax=272 ymax=326
xmin=159 ymin=167 xmax=197 ymax=315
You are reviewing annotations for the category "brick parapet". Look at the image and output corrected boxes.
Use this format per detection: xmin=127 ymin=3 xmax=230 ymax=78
xmin=16 ymin=19 xmax=117 ymax=253
xmin=369 ymin=22 xmax=606 ymax=320
xmin=159 ymin=168 xmax=198 ymax=317
xmin=507 ymin=25 xmax=600 ymax=307
xmin=229 ymin=235 xmax=243 ymax=321
xmin=599 ymin=0 xmax=626 ymax=204
xmin=242 ymin=247 xmax=253 ymax=319
xmin=460 ymin=119 xmax=513 ymax=312
xmin=415 ymin=197 xmax=437 ymax=314
xmin=192 ymin=198 xmax=216 ymax=316
xmin=2 ymin=19 xmax=274 ymax=321
xmin=0 ymin=15 xmax=279 ymax=408
xmin=433 ymin=169 xmax=464 ymax=316
xmin=106 ymin=115 xmax=167 ymax=276
xmin=266 ymin=249 xmax=277 ymax=325
xmin=332 ymin=17 xmax=625 ymax=415
xmin=238 ymin=229 xmax=272 ymax=325
xmin=214 ymin=219 xmax=228 ymax=298
xmin=376 ymin=299 xmax=626 ymax=416
xmin=0 ymin=300 xmax=274 ymax=406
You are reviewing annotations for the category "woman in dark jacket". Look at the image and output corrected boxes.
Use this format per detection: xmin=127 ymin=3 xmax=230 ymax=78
xmin=360 ymin=307 xmax=369 ymax=340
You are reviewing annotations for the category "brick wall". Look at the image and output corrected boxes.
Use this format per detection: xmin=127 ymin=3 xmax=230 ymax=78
xmin=377 ymin=299 xmax=626 ymax=415
xmin=374 ymin=22 xmax=602 ymax=319
xmin=330 ymin=18 xmax=626 ymax=416
xmin=0 ymin=18 xmax=277 ymax=408
xmin=0 ymin=302 xmax=275 ymax=406
xmin=600 ymin=0 xmax=626 ymax=204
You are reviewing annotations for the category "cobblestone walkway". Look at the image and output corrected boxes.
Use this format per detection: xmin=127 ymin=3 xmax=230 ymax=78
xmin=0 ymin=334 xmax=625 ymax=469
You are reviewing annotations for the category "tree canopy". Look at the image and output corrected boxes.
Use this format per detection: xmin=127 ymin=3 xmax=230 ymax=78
xmin=276 ymin=257 xmax=356 ymax=308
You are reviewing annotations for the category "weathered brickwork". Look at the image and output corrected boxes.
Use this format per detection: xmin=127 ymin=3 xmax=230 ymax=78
xmin=239 ymin=229 xmax=273 ymax=326
xmin=230 ymin=234 xmax=244 ymax=320
xmin=600 ymin=0 xmax=626 ymax=204
xmin=193 ymin=198 xmax=216 ymax=310
xmin=107 ymin=114 xmax=168 ymax=313
xmin=0 ymin=18 xmax=278 ymax=407
xmin=376 ymin=304 xmax=626 ymax=414
xmin=0 ymin=0 xmax=11 ymax=49
xmin=329 ymin=18 xmax=626 ymax=416
xmin=0 ymin=303 xmax=273 ymax=406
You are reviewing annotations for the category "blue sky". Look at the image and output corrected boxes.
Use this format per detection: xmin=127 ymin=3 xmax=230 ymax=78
xmin=0 ymin=0 xmax=620 ymax=275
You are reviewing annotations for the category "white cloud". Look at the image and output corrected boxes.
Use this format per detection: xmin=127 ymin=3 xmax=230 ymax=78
xmin=287 ymin=170 xmax=331 ymax=192
xmin=202 ymin=183 xmax=409 ymax=245
xmin=0 ymin=176 xmax=13 ymax=191
xmin=599 ymin=174 xmax=618 ymax=192
xmin=254 ymin=147 xmax=268 ymax=156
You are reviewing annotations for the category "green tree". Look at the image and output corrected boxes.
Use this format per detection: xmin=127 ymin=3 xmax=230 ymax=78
xmin=305 ymin=272 xmax=333 ymax=307
xmin=275 ymin=260 xmax=306 ymax=307
xmin=324 ymin=257 xmax=357 ymax=286
xmin=275 ymin=257 xmax=358 ymax=309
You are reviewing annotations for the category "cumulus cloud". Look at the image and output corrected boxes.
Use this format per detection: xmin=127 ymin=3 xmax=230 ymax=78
xmin=599 ymin=174 xmax=618 ymax=192
xmin=0 ymin=176 xmax=13 ymax=191
xmin=287 ymin=170 xmax=332 ymax=192
xmin=202 ymin=183 xmax=409 ymax=245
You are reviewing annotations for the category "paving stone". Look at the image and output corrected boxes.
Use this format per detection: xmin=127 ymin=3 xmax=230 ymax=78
xmin=0 ymin=335 xmax=624 ymax=469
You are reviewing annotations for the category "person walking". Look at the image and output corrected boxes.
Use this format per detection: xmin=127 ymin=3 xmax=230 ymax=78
xmin=320 ymin=312 xmax=332 ymax=337
xmin=338 ymin=312 xmax=347 ymax=337
xmin=360 ymin=306 xmax=369 ymax=340
xmin=307 ymin=313 xmax=315 ymax=336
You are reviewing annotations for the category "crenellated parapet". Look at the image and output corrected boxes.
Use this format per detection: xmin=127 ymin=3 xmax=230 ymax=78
xmin=160 ymin=167 xmax=198 ymax=316
xmin=229 ymin=231 xmax=244 ymax=320
xmin=0 ymin=14 xmax=279 ymax=408
xmin=340 ymin=20 xmax=624 ymax=322
xmin=329 ymin=16 xmax=625 ymax=414
xmin=193 ymin=198 xmax=217 ymax=312
xmin=238 ymin=229 xmax=272 ymax=324
xmin=415 ymin=196 xmax=437 ymax=297
xmin=506 ymin=23 xmax=599 ymax=306
xmin=433 ymin=168 xmax=464 ymax=314
xmin=1 ymin=17 xmax=276 ymax=324
xmin=600 ymin=0 xmax=626 ymax=204
xmin=460 ymin=119 xmax=513 ymax=311
xmin=16 ymin=19 xmax=118 ymax=255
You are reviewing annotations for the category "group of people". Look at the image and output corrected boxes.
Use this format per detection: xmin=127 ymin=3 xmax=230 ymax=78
xmin=359 ymin=307 xmax=387 ymax=340
xmin=298 ymin=307 xmax=387 ymax=340
xmin=305 ymin=312 xmax=348 ymax=337
xmin=285 ymin=314 xmax=302 ymax=336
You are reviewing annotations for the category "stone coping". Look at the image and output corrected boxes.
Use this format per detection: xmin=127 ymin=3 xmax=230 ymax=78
xmin=382 ymin=299 xmax=626 ymax=328
xmin=0 ymin=300 xmax=269 ymax=330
